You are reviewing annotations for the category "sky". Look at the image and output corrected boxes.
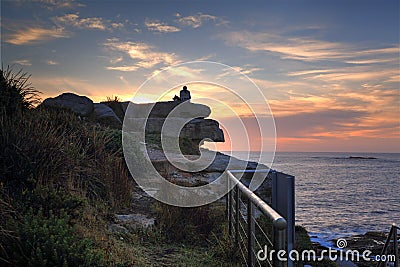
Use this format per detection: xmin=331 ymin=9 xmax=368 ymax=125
xmin=1 ymin=0 xmax=399 ymax=152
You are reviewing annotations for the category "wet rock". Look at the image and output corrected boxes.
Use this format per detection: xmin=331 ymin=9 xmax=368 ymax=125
xmin=333 ymin=231 xmax=398 ymax=267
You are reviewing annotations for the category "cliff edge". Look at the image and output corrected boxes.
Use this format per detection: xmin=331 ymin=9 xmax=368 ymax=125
xmin=41 ymin=92 xmax=224 ymax=155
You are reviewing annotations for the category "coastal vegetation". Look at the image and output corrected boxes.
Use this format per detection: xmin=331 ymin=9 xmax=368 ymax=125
xmin=0 ymin=67 xmax=241 ymax=266
xmin=0 ymin=67 xmax=333 ymax=266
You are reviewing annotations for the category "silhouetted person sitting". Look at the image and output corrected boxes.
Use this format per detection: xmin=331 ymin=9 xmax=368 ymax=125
xmin=180 ymin=86 xmax=191 ymax=102
xmin=173 ymin=95 xmax=180 ymax=101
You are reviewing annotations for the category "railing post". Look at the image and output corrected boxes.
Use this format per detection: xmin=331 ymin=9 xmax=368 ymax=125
xmin=228 ymin=184 xmax=233 ymax=237
xmin=274 ymin=228 xmax=286 ymax=267
xmin=225 ymin=193 xmax=228 ymax=218
xmin=247 ymin=201 xmax=255 ymax=267
xmin=235 ymin=185 xmax=240 ymax=246
xmin=393 ymin=224 xmax=398 ymax=267
xmin=377 ymin=225 xmax=395 ymax=267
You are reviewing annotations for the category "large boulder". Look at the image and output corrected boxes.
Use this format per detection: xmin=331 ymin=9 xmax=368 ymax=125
xmin=93 ymin=103 xmax=122 ymax=128
xmin=42 ymin=92 xmax=93 ymax=116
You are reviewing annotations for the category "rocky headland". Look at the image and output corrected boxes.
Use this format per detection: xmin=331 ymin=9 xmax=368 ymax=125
xmin=42 ymin=93 xmax=224 ymax=154
xmin=40 ymin=92 xmax=272 ymax=228
xmin=41 ymin=92 xmax=264 ymax=170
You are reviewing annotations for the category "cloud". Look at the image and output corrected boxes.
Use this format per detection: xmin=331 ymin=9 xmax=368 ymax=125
xmin=105 ymin=65 xmax=139 ymax=72
xmin=288 ymin=69 xmax=333 ymax=76
xmin=195 ymin=54 xmax=216 ymax=61
xmin=37 ymin=0 xmax=85 ymax=9
xmin=46 ymin=60 xmax=59 ymax=65
xmin=288 ymin=67 xmax=398 ymax=83
xmin=104 ymin=39 xmax=180 ymax=71
xmin=145 ymin=19 xmax=180 ymax=33
xmin=306 ymin=69 xmax=398 ymax=82
xmin=175 ymin=12 xmax=228 ymax=28
xmin=221 ymin=31 xmax=348 ymax=61
xmin=5 ymin=26 xmax=70 ymax=45
xmin=111 ymin=22 xmax=124 ymax=29
xmin=345 ymin=58 xmax=396 ymax=64
xmin=222 ymin=65 xmax=264 ymax=77
xmin=109 ymin=56 xmax=124 ymax=64
xmin=220 ymin=31 xmax=399 ymax=64
xmin=273 ymin=108 xmax=400 ymax=151
xmin=149 ymin=65 xmax=206 ymax=83
xmin=12 ymin=59 xmax=32 ymax=66
xmin=275 ymin=109 xmax=366 ymax=137
xmin=264 ymin=84 xmax=400 ymax=147
xmin=53 ymin=13 xmax=124 ymax=31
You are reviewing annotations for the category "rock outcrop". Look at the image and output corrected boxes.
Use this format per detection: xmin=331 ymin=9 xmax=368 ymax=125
xmin=41 ymin=93 xmax=122 ymax=128
xmin=42 ymin=93 xmax=94 ymax=116
xmin=41 ymin=93 xmax=225 ymax=154
xmin=124 ymin=101 xmax=224 ymax=154
xmin=180 ymin=118 xmax=224 ymax=142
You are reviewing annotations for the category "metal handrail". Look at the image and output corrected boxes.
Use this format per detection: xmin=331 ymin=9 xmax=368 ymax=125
xmin=227 ymin=171 xmax=287 ymax=230
xmin=226 ymin=170 xmax=288 ymax=267
xmin=377 ymin=223 xmax=399 ymax=267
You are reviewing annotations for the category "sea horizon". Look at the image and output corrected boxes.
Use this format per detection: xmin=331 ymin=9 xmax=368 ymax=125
xmin=220 ymin=150 xmax=400 ymax=154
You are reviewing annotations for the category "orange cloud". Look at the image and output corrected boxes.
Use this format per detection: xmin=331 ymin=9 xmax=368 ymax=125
xmin=104 ymin=39 xmax=180 ymax=70
xmin=53 ymin=13 xmax=124 ymax=31
xmin=145 ymin=19 xmax=180 ymax=33
xmin=5 ymin=26 xmax=69 ymax=45
xmin=221 ymin=31 xmax=348 ymax=61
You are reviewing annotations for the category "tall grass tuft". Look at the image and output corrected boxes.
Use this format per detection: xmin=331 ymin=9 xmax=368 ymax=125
xmin=0 ymin=65 xmax=41 ymax=116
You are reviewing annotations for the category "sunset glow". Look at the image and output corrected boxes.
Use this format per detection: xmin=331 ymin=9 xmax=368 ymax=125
xmin=2 ymin=0 xmax=399 ymax=152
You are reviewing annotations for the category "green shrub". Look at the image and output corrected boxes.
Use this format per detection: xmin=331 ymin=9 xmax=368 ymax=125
xmin=7 ymin=208 xmax=104 ymax=267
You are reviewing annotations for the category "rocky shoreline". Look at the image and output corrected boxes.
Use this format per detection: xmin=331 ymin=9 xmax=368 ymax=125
xmin=310 ymin=231 xmax=397 ymax=267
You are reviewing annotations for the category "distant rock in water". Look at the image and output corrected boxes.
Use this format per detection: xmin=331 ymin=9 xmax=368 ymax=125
xmin=42 ymin=92 xmax=93 ymax=116
xmin=348 ymin=156 xmax=377 ymax=160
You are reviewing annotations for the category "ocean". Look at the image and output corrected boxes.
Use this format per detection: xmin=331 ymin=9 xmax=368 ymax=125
xmin=230 ymin=151 xmax=400 ymax=247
